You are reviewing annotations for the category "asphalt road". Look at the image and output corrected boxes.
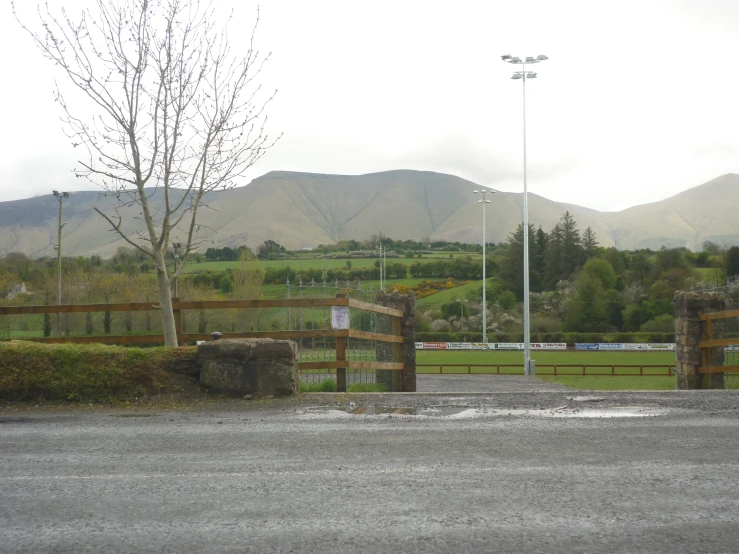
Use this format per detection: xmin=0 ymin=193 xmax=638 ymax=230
xmin=416 ymin=373 xmax=571 ymax=393
xmin=2 ymin=390 xmax=739 ymax=554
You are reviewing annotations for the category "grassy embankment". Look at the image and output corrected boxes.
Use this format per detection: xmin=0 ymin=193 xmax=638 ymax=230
xmin=0 ymin=341 xmax=198 ymax=403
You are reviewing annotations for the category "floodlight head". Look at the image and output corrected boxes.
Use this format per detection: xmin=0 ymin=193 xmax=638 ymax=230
xmin=473 ymin=190 xmax=479 ymax=194
xmin=478 ymin=199 xmax=483 ymax=203
xmin=501 ymin=54 xmax=512 ymax=61
xmin=52 ymin=190 xmax=59 ymax=197
xmin=527 ymin=72 xmax=537 ymax=78
xmin=536 ymin=54 xmax=549 ymax=61
xmin=525 ymin=56 xmax=535 ymax=63
xmin=510 ymin=57 xmax=521 ymax=63
xmin=485 ymin=199 xmax=491 ymax=203
xmin=512 ymin=73 xmax=523 ymax=79
xmin=62 ymin=192 xmax=69 ymax=198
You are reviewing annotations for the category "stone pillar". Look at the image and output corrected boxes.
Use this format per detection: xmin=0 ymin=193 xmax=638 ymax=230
xmin=198 ymin=338 xmax=300 ymax=396
xmin=674 ymin=291 xmax=725 ymax=390
xmin=376 ymin=290 xmax=416 ymax=392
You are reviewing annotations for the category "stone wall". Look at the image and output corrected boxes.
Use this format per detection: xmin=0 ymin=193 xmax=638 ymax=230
xmin=376 ymin=290 xmax=416 ymax=392
xmin=674 ymin=291 xmax=725 ymax=390
xmin=198 ymin=338 xmax=299 ymax=396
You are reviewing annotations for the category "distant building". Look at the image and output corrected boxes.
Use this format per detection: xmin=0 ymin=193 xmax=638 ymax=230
xmin=301 ymin=245 xmax=313 ymax=251
xmin=4 ymin=282 xmax=27 ymax=300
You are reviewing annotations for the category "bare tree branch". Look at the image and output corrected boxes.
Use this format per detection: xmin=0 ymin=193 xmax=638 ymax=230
xmin=15 ymin=0 xmax=279 ymax=346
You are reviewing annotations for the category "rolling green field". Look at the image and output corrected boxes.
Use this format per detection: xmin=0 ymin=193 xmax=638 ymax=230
xmin=260 ymin=279 xmax=429 ymax=299
xmin=416 ymin=280 xmax=481 ymax=308
xmin=184 ymin=252 xmax=481 ymax=273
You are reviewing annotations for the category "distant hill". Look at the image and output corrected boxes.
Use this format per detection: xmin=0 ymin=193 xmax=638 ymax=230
xmin=0 ymin=170 xmax=737 ymax=257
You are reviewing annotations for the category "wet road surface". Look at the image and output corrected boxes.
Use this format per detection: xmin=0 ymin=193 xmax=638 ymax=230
xmin=2 ymin=390 xmax=739 ymax=553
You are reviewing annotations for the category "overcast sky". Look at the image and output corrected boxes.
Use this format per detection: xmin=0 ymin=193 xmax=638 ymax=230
xmin=2 ymin=0 xmax=738 ymax=211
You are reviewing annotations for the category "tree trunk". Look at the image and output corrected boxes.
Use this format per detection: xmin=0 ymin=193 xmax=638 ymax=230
xmin=85 ymin=313 xmax=94 ymax=335
xmin=156 ymin=262 xmax=178 ymax=347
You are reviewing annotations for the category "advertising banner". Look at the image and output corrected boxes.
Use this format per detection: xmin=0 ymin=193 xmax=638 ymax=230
xmin=470 ymin=343 xmax=492 ymax=350
xmin=598 ymin=343 xmax=625 ymax=351
xmin=447 ymin=342 xmax=472 ymax=350
xmin=495 ymin=343 xmax=524 ymax=350
xmin=623 ymin=343 xmax=675 ymax=351
xmin=531 ymin=343 xmax=567 ymax=350
xmin=422 ymin=342 xmax=447 ymax=350
xmin=415 ymin=342 xmax=424 ymax=350
xmin=575 ymin=343 xmax=600 ymax=351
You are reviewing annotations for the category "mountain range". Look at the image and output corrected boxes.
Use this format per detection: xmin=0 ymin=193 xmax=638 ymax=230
xmin=0 ymin=170 xmax=737 ymax=258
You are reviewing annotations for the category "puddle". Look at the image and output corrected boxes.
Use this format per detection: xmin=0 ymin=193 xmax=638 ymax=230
xmin=302 ymin=405 xmax=666 ymax=419
xmin=304 ymin=406 xmax=475 ymax=417
xmin=349 ymin=406 xmax=472 ymax=416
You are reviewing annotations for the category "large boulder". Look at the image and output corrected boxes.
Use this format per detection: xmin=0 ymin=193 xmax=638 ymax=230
xmin=198 ymin=339 xmax=299 ymax=396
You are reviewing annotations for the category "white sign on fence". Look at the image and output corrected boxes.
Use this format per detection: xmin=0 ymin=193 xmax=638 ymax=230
xmin=330 ymin=306 xmax=350 ymax=330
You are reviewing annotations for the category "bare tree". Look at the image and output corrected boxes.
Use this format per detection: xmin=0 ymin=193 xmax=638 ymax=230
xmin=14 ymin=0 xmax=279 ymax=346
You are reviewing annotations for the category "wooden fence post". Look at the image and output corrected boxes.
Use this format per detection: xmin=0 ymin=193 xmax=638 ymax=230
xmin=336 ymin=336 xmax=347 ymax=393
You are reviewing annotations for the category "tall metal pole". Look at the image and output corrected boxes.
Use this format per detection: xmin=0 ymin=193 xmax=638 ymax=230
xmin=56 ymin=196 xmax=63 ymax=337
xmin=522 ymin=64 xmax=531 ymax=375
xmin=474 ymin=189 xmax=495 ymax=343
xmin=482 ymin=195 xmax=487 ymax=344
xmin=502 ymin=53 xmax=547 ymax=376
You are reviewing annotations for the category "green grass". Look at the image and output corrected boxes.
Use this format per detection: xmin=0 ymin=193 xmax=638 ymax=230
xmin=300 ymin=379 xmax=337 ymax=392
xmin=536 ymin=375 xmax=676 ymax=390
xmin=416 ymin=350 xmax=676 ymax=366
xmin=416 ymin=280 xmax=481 ymax=308
xmin=185 ymin=252 xmax=482 ymax=273
xmin=0 ymin=341 xmax=198 ymax=402
xmin=299 ymin=380 xmax=387 ymax=393
xmin=260 ymin=278 xmax=429 ymax=299
xmin=416 ymin=350 xmax=678 ymax=389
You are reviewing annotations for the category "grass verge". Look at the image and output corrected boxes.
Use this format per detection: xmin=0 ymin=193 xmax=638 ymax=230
xmin=0 ymin=341 xmax=198 ymax=403
xmin=299 ymin=379 xmax=387 ymax=393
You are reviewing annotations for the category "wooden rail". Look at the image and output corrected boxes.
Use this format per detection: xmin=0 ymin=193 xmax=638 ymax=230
xmin=2 ymin=328 xmax=404 ymax=346
xmin=697 ymin=309 xmax=739 ymax=383
xmin=0 ymin=297 xmax=406 ymax=392
xmin=417 ymin=364 xmax=675 ymax=376
xmin=0 ymin=297 xmax=403 ymax=317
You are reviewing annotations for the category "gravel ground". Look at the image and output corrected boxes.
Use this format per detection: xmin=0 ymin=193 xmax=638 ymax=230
xmin=2 ymin=389 xmax=739 ymax=554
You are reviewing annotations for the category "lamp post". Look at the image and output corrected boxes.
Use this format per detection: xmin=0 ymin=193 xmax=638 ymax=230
xmin=456 ymin=298 xmax=469 ymax=319
xmin=473 ymin=188 xmax=497 ymax=344
xmin=52 ymin=190 xmax=69 ymax=337
xmin=501 ymin=53 xmax=548 ymax=376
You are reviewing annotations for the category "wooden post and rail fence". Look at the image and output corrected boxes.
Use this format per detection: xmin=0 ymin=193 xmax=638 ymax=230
xmin=0 ymin=295 xmax=407 ymax=391
xmin=698 ymin=308 xmax=739 ymax=389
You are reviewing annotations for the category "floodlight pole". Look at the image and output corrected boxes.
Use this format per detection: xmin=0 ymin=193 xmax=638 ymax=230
xmin=502 ymin=54 xmax=548 ymax=376
xmin=53 ymin=190 xmax=69 ymax=337
xmin=473 ymin=189 xmax=496 ymax=344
